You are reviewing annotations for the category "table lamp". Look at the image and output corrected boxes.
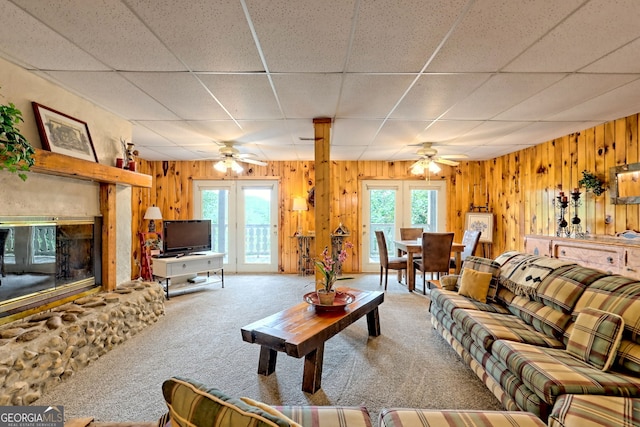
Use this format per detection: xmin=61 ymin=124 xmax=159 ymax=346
xmin=292 ymin=197 xmax=308 ymax=236
xmin=144 ymin=206 xmax=162 ymax=232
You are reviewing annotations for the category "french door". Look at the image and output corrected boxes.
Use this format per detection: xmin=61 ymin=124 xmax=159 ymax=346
xmin=193 ymin=180 xmax=279 ymax=273
xmin=361 ymin=180 xmax=446 ymax=272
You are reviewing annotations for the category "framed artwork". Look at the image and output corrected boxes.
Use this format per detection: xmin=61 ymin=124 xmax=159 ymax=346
xmin=465 ymin=212 xmax=494 ymax=243
xmin=32 ymin=102 xmax=98 ymax=162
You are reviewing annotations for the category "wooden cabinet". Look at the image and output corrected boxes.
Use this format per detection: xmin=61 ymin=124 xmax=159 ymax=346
xmin=524 ymin=236 xmax=551 ymax=257
xmin=525 ymin=235 xmax=640 ymax=280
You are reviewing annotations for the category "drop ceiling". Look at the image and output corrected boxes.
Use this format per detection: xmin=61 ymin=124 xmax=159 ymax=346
xmin=2 ymin=0 xmax=640 ymax=162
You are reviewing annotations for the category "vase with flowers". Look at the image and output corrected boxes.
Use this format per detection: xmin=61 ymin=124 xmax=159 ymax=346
xmin=314 ymin=241 xmax=353 ymax=305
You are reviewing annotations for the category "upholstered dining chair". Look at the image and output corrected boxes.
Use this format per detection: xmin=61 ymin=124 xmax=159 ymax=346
xmin=375 ymin=230 xmax=408 ymax=290
xmin=400 ymin=227 xmax=423 ymax=240
xmin=413 ymin=232 xmax=454 ymax=294
xmin=450 ymin=230 xmax=481 ymax=271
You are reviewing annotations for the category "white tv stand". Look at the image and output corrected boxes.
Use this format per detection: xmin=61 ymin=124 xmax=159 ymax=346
xmin=151 ymin=251 xmax=224 ymax=299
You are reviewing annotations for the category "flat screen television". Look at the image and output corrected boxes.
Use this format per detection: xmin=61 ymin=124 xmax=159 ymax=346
xmin=162 ymin=220 xmax=212 ymax=256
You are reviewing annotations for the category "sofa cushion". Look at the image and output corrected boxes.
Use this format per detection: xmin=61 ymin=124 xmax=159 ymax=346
xmin=492 ymin=340 xmax=640 ymax=405
xmin=566 ymin=308 xmax=624 ymax=371
xmin=430 ymin=288 xmax=510 ymax=315
xmin=574 ymin=275 xmax=640 ymax=344
xmin=456 ymin=256 xmax=502 ymax=302
xmin=534 ymin=265 xmax=606 ymax=314
xmin=379 ymin=408 xmax=546 ymax=427
xmin=505 ymin=293 xmax=573 ymax=340
xmin=458 ymin=268 xmax=493 ymax=303
xmin=452 ymin=309 xmax=564 ymax=351
xmin=276 ymin=406 xmax=372 ymax=427
xmin=549 ymin=394 xmax=640 ymax=427
xmin=162 ymin=377 xmax=294 ymax=427
xmin=619 ymin=339 xmax=640 ymax=375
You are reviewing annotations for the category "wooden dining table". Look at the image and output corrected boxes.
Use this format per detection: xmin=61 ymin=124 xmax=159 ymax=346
xmin=393 ymin=239 xmax=465 ymax=292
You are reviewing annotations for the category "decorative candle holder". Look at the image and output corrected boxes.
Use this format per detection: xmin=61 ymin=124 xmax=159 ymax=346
xmin=555 ymin=192 xmax=570 ymax=237
xmin=569 ymin=188 xmax=585 ymax=238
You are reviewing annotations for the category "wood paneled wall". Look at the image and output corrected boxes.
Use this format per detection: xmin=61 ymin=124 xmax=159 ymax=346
xmin=131 ymin=112 xmax=640 ymax=278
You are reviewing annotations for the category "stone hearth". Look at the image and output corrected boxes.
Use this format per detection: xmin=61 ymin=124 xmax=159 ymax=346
xmin=0 ymin=280 xmax=165 ymax=405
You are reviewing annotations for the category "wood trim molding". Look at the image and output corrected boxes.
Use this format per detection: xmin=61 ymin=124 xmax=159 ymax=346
xmin=32 ymin=148 xmax=152 ymax=188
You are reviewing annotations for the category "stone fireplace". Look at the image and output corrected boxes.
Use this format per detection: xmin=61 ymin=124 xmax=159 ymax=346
xmin=0 ymin=216 xmax=102 ymax=320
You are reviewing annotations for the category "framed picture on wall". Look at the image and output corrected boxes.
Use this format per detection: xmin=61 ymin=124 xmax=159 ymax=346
xmin=465 ymin=212 xmax=494 ymax=243
xmin=32 ymin=102 xmax=98 ymax=162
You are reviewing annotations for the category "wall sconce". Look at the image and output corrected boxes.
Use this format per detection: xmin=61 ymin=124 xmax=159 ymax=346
xmin=214 ymin=159 xmax=243 ymax=173
xmin=144 ymin=206 xmax=163 ymax=232
xmin=292 ymin=197 xmax=308 ymax=236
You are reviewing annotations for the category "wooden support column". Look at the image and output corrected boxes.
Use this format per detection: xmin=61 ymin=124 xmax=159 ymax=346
xmin=313 ymin=118 xmax=332 ymax=286
xmin=100 ymin=183 xmax=117 ymax=291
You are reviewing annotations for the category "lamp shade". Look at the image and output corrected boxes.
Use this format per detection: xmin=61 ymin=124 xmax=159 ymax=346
xmin=144 ymin=206 xmax=163 ymax=220
xmin=292 ymin=197 xmax=308 ymax=211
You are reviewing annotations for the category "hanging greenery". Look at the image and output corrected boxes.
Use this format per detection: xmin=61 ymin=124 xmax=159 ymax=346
xmin=578 ymin=170 xmax=606 ymax=196
xmin=0 ymin=94 xmax=34 ymax=181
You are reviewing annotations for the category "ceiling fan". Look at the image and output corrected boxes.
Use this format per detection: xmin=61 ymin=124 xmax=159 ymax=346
xmin=409 ymin=142 xmax=466 ymax=175
xmin=209 ymin=142 xmax=267 ymax=173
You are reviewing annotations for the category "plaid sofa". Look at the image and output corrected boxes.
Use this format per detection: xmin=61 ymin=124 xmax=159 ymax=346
xmin=430 ymin=252 xmax=640 ymax=424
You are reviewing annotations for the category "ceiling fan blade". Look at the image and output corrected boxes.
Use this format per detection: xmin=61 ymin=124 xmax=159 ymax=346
xmin=238 ymin=158 xmax=267 ymax=166
xmin=435 ymin=158 xmax=459 ymax=166
xmin=440 ymin=154 xmax=468 ymax=159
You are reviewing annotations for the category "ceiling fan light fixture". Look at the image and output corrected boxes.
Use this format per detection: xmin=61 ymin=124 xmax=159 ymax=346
xmin=411 ymin=163 xmax=425 ymax=175
xmin=429 ymin=161 xmax=441 ymax=173
xmin=214 ymin=159 xmax=244 ymax=173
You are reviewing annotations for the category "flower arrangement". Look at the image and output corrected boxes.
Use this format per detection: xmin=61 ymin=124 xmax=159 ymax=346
xmin=315 ymin=241 xmax=354 ymax=292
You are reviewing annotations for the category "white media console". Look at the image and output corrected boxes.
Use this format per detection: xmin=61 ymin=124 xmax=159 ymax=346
xmin=151 ymin=251 xmax=224 ymax=299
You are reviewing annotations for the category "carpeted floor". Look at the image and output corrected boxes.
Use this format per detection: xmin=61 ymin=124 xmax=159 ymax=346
xmin=35 ymin=273 xmax=503 ymax=424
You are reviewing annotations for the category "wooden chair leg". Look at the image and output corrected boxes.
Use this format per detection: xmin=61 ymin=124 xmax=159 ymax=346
xmin=379 ymin=266 xmax=383 ymax=287
xmin=384 ymin=268 xmax=389 ymax=290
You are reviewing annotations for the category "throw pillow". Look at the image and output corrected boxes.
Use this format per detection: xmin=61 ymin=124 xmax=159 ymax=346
xmin=162 ymin=376 xmax=294 ymax=427
xmin=458 ymin=268 xmax=493 ymax=303
xmin=566 ymin=308 xmax=625 ymax=371
xmin=240 ymin=398 xmax=301 ymax=427
xmin=456 ymin=256 xmax=501 ymax=302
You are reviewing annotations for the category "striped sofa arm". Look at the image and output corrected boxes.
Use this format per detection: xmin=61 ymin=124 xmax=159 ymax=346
xmin=276 ymin=406 xmax=372 ymax=427
xmin=379 ymin=409 xmax=545 ymax=427
xmin=549 ymin=395 xmax=640 ymax=427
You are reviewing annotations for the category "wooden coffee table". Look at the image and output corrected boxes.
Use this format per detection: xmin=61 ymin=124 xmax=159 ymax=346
xmin=241 ymin=288 xmax=384 ymax=393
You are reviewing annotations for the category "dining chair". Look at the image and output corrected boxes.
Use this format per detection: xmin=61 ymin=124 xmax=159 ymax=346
xmin=375 ymin=230 xmax=408 ymax=290
xmin=400 ymin=227 xmax=423 ymax=240
xmin=450 ymin=230 xmax=481 ymax=271
xmin=413 ymin=232 xmax=454 ymax=294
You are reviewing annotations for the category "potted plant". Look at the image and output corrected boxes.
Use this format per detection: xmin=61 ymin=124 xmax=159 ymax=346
xmin=578 ymin=170 xmax=606 ymax=196
xmin=314 ymin=241 xmax=354 ymax=305
xmin=0 ymin=96 xmax=34 ymax=181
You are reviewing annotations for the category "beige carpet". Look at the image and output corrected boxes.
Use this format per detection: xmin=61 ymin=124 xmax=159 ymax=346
xmin=35 ymin=274 xmax=503 ymax=423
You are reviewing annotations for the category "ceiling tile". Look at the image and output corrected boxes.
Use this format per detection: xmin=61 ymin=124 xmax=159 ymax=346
xmin=443 ymin=73 xmax=567 ymax=120
xmin=271 ymin=74 xmax=342 ymax=118
xmin=245 ymin=0 xmax=356 ymax=72
xmin=391 ymin=73 xmax=489 ymax=120
xmin=505 ymin=0 xmax=640 ymax=72
xmin=495 ymin=74 xmax=640 ymax=121
xmin=332 ymin=119 xmax=385 ymax=146
xmin=582 ymin=37 xmax=640 ymax=73
xmin=123 ymin=72 xmax=234 ymax=120
xmin=428 ymin=0 xmax=584 ymax=72
xmin=373 ymin=120 xmax=433 ymax=149
xmin=337 ymin=74 xmax=416 ymax=118
xmin=0 ymin=1 xmax=107 ymax=71
xmin=126 ymin=0 xmax=263 ymax=72
xmin=134 ymin=121 xmax=215 ymax=147
xmin=14 ymin=0 xmax=186 ymax=71
xmin=44 ymin=71 xmax=180 ymax=120
xmin=415 ymin=120 xmax=484 ymax=145
xmin=198 ymin=74 xmax=282 ymax=119
xmin=348 ymin=0 xmax=468 ymax=72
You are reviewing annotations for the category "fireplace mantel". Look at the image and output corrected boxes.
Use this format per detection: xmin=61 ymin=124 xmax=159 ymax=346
xmin=32 ymin=148 xmax=152 ymax=291
xmin=33 ymin=148 xmax=152 ymax=187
